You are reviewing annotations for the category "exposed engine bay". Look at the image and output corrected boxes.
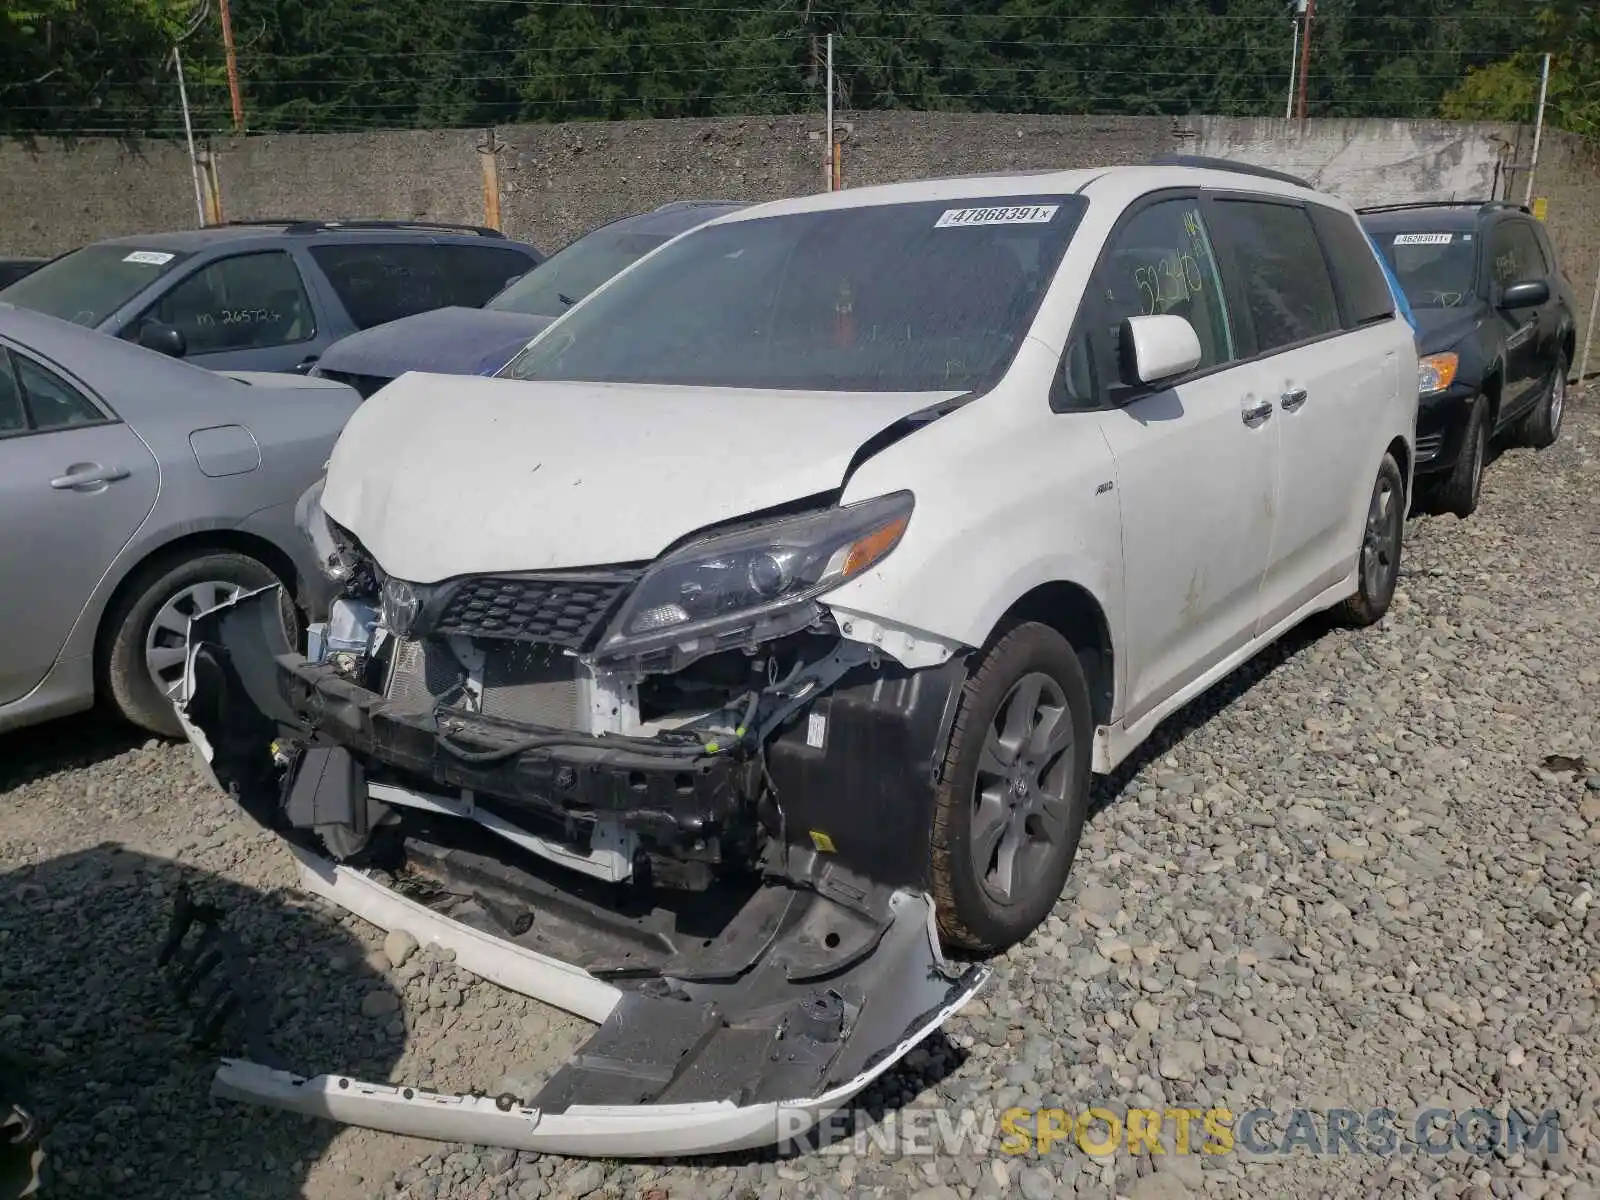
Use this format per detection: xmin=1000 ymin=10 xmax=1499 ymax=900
xmin=173 ymin=517 xmax=989 ymax=1154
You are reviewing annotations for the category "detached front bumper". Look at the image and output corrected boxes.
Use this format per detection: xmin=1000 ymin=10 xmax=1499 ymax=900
xmin=174 ymin=586 xmax=988 ymax=1158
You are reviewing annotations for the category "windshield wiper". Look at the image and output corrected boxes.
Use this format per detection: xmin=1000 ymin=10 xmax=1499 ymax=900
xmin=557 ymin=292 xmax=577 ymax=308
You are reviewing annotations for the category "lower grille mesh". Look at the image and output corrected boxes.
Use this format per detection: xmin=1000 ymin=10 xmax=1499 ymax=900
xmin=385 ymin=637 xmax=582 ymax=729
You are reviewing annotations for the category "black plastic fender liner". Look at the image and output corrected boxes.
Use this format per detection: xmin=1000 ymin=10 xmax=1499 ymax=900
xmin=763 ymin=650 xmax=970 ymax=893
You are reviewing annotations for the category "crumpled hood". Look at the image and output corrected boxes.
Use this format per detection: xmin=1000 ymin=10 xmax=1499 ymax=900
xmin=1411 ymin=305 xmax=1483 ymax=356
xmin=316 ymin=307 xmax=557 ymax=380
xmin=321 ymin=372 xmax=959 ymax=582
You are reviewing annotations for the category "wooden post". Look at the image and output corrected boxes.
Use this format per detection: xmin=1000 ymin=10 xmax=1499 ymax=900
xmin=1296 ymin=0 xmax=1314 ymax=122
xmin=218 ymin=0 xmax=244 ymax=134
xmin=478 ymin=129 xmax=504 ymax=232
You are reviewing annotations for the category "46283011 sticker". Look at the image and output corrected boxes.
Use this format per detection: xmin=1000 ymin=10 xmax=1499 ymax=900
xmin=1391 ymin=233 xmax=1453 ymax=246
xmin=935 ymin=204 xmax=1059 ymax=229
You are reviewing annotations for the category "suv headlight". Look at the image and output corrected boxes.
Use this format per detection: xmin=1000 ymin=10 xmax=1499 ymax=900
xmin=1418 ymin=352 xmax=1458 ymax=396
xmin=597 ymin=491 xmax=914 ymax=660
xmin=294 ymin=477 xmax=361 ymax=583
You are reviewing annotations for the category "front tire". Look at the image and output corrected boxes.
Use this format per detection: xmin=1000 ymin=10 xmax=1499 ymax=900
xmin=1431 ymin=394 xmax=1488 ymax=519
xmin=1335 ymin=452 xmax=1406 ymax=628
xmin=102 ymin=550 xmax=293 ymax=738
xmin=1517 ymin=352 xmax=1567 ymax=450
xmin=930 ymin=622 xmax=1093 ymax=954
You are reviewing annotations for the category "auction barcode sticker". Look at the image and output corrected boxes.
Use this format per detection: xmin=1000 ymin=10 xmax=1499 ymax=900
xmin=1392 ymin=233 xmax=1453 ymax=245
xmin=123 ymin=250 xmax=176 ymax=265
xmin=936 ymin=204 xmax=1058 ymax=228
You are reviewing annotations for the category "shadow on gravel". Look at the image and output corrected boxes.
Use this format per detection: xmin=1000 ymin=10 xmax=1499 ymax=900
xmin=0 ymin=843 xmax=403 ymax=1199
xmin=0 ymin=712 xmax=148 ymax=794
xmin=1085 ymin=610 xmax=1338 ymax=822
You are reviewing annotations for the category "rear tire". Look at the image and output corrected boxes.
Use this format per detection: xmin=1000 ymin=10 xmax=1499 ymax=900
xmin=1431 ymin=395 xmax=1487 ymax=519
xmin=930 ymin=622 xmax=1093 ymax=954
xmin=102 ymin=550 xmax=294 ymax=738
xmin=1335 ymin=453 xmax=1406 ymax=628
xmin=1516 ymin=352 xmax=1566 ymax=450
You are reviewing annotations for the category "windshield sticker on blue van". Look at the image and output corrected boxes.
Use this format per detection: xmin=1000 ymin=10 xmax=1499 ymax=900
xmin=1391 ymin=233 xmax=1452 ymax=246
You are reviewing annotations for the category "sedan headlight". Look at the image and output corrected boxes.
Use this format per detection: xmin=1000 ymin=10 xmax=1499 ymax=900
xmin=598 ymin=491 xmax=914 ymax=661
xmin=1418 ymin=352 xmax=1459 ymax=396
xmin=294 ymin=477 xmax=361 ymax=583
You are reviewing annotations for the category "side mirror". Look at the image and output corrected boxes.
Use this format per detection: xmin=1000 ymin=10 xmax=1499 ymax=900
xmin=138 ymin=322 xmax=187 ymax=358
xmin=1118 ymin=314 xmax=1202 ymax=386
xmin=1499 ymin=279 xmax=1550 ymax=309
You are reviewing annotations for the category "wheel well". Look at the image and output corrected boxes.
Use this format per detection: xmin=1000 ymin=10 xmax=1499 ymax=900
xmin=993 ymin=582 xmax=1114 ymax=727
xmin=1562 ymin=327 xmax=1575 ymax=368
xmin=92 ymin=530 xmax=301 ymax=672
xmin=1386 ymin=435 xmax=1412 ymax=501
xmin=1482 ymin=366 xmax=1503 ymax=428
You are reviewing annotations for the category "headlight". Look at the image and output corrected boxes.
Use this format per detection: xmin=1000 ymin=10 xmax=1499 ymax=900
xmin=294 ymin=477 xmax=361 ymax=583
xmin=1418 ymin=352 xmax=1459 ymax=396
xmin=598 ymin=491 xmax=914 ymax=660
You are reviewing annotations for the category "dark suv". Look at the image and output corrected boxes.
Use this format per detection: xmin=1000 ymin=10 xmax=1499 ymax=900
xmin=1360 ymin=201 xmax=1576 ymax=518
xmin=0 ymin=220 xmax=543 ymax=375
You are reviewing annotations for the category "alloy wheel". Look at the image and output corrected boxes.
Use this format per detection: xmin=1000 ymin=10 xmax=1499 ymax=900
xmin=969 ymin=672 xmax=1077 ymax=906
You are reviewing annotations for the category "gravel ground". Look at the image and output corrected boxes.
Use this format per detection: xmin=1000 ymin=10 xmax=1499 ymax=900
xmin=3 ymin=398 xmax=1598 ymax=1200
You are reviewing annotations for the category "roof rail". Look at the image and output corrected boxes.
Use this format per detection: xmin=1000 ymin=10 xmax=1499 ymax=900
xmin=1356 ymin=199 xmax=1530 ymax=215
xmin=1146 ymin=154 xmax=1312 ymax=189
xmin=651 ymin=199 xmax=747 ymax=212
xmin=221 ymin=218 xmax=507 ymax=238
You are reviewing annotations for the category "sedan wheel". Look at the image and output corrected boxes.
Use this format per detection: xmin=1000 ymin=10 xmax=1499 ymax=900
xmin=144 ymin=580 xmax=247 ymax=700
xmin=102 ymin=550 xmax=290 ymax=738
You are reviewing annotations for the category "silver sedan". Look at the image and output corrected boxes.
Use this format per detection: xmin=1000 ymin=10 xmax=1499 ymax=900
xmin=0 ymin=303 xmax=360 ymax=737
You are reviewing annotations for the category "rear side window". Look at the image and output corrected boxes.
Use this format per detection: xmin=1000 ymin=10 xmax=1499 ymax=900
xmin=1306 ymin=205 xmax=1394 ymax=328
xmin=426 ymin=245 xmax=538 ymax=307
xmin=1210 ymin=199 xmax=1342 ymax=354
xmin=311 ymin=242 xmax=528 ymax=329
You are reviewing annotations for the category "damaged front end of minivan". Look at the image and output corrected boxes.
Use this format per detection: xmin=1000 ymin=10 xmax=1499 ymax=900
xmin=172 ymin=482 xmax=989 ymax=1157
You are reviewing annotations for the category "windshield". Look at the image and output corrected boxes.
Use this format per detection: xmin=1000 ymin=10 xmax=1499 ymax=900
xmin=1372 ymin=231 xmax=1479 ymax=308
xmin=488 ymin=228 xmax=674 ymax=316
xmin=501 ymin=196 xmax=1087 ymax=393
xmin=0 ymin=242 xmax=193 ymax=327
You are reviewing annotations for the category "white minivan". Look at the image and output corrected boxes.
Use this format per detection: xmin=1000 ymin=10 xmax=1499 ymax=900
xmin=178 ymin=158 xmax=1417 ymax=1155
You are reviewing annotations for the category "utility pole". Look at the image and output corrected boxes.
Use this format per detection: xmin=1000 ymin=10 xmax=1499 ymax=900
xmin=1524 ymin=52 xmax=1551 ymax=206
xmin=173 ymin=47 xmax=206 ymax=226
xmin=1285 ymin=0 xmax=1305 ymax=120
xmin=1295 ymin=0 xmax=1314 ymax=122
xmin=825 ymin=33 xmax=834 ymax=192
xmin=218 ymin=0 xmax=244 ymax=134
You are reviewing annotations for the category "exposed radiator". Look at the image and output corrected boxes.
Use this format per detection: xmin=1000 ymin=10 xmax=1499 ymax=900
xmin=385 ymin=637 xmax=583 ymax=729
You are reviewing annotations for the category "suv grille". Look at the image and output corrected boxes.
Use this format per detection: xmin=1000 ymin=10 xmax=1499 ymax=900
xmin=431 ymin=573 xmax=638 ymax=651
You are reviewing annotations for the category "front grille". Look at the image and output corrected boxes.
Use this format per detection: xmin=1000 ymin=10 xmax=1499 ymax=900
xmin=385 ymin=638 xmax=583 ymax=728
xmin=1417 ymin=431 xmax=1444 ymax=462
xmin=317 ymin=368 xmax=392 ymax=400
xmin=431 ymin=573 xmax=637 ymax=651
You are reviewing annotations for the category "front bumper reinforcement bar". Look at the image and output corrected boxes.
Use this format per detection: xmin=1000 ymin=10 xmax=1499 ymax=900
xmin=172 ymin=586 xmax=990 ymax=1158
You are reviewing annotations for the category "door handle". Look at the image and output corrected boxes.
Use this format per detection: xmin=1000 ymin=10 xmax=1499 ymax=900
xmin=1241 ymin=398 xmax=1274 ymax=427
xmin=1281 ymin=388 xmax=1308 ymax=412
xmin=50 ymin=464 xmax=130 ymax=490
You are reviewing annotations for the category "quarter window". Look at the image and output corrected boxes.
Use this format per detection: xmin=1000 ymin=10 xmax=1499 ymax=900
xmin=133 ymin=251 xmax=316 ymax=354
xmin=1210 ymin=200 xmax=1342 ymax=354
xmin=0 ymin=349 xmax=25 ymax=434
xmin=1092 ymin=197 xmax=1235 ymax=390
xmin=13 ymin=353 xmax=104 ymax=431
